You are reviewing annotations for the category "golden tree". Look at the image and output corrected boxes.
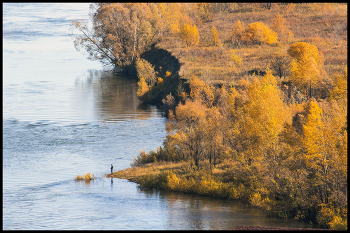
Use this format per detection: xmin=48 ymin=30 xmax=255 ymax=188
xmin=157 ymin=3 xmax=192 ymax=35
xmin=288 ymin=42 xmax=322 ymax=94
xmin=288 ymin=42 xmax=320 ymax=63
xmin=328 ymin=67 xmax=347 ymax=112
xmin=179 ymin=22 xmax=200 ymax=47
xmin=229 ymin=49 xmax=243 ymax=74
xmin=137 ymin=78 xmax=150 ymax=98
xmin=302 ymin=101 xmax=325 ymax=171
xmin=211 ymin=26 xmax=222 ymax=46
xmin=243 ymin=22 xmax=278 ymax=45
xmin=240 ymin=69 xmax=288 ymax=164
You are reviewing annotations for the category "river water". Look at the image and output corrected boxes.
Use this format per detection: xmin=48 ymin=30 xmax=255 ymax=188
xmin=3 ymin=3 xmax=320 ymax=230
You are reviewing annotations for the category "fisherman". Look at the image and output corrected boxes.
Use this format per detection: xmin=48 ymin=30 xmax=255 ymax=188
xmin=110 ymin=164 xmax=113 ymax=174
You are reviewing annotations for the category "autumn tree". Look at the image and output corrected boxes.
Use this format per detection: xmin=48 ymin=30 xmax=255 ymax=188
xmin=328 ymin=67 xmax=347 ymax=112
xmin=243 ymin=21 xmax=278 ymax=45
xmin=157 ymin=3 xmax=192 ymax=35
xmin=301 ymin=100 xmax=346 ymax=205
xmin=136 ymin=58 xmax=158 ymax=100
xmin=179 ymin=22 xmax=200 ymax=47
xmin=240 ymin=69 xmax=288 ymax=163
xmin=196 ymin=3 xmax=214 ymax=22
xmin=229 ymin=49 xmax=243 ymax=74
xmin=211 ymin=26 xmax=222 ymax=47
xmin=137 ymin=77 xmax=150 ymax=98
xmin=295 ymin=98 xmax=347 ymax=228
xmin=166 ymin=99 xmax=208 ymax=167
xmin=288 ymin=42 xmax=322 ymax=96
xmin=288 ymin=42 xmax=320 ymax=63
xmin=302 ymin=101 xmax=326 ymax=172
xmin=227 ymin=20 xmax=245 ymax=47
xmin=269 ymin=54 xmax=291 ymax=79
xmin=189 ymin=76 xmax=215 ymax=107
xmin=203 ymin=106 xmax=230 ymax=168
xmin=135 ymin=58 xmax=158 ymax=85
xmin=70 ymin=3 xmax=163 ymax=71
xmin=271 ymin=13 xmax=287 ymax=38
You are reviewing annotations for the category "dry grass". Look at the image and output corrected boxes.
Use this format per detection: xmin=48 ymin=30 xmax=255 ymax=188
xmin=75 ymin=172 xmax=95 ymax=181
xmin=157 ymin=3 xmax=347 ymax=85
xmin=110 ymin=161 xmax=186 ymax=182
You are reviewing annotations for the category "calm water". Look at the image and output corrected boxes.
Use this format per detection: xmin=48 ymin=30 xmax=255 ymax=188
xmin=3 ymin=3 xmax=320 ymax=230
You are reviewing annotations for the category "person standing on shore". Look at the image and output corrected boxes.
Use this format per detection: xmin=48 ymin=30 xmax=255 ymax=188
xmin=110 ymin=164 xmax=113 ymax=174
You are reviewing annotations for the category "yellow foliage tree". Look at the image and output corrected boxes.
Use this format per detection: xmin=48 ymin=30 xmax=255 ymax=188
xmin=179 ymin=22 xmax=200 ymax=47
xmin=288 ymin=42 xmax=322 ymax=93
xmin=302 ymin=101 xmax=325 ymax=171
xmin=189 ymin=76 xmax=215 ymax=107
xmin=137 ymin=77 xmax=149 ymax=97
xmin=230 ymin=49 xmax=242 ymax=67
xmin=271 ymin=13 xmax=287 ymax=38
xmin=71 ymin=3 xmax=162 ymax=69
xmin=328 ymin=67 xmax=347 ymax=112
xmin=288 ymin=42 xmax=320 ymax=64
xmin=211 ymin=26 xmax=222 ymax=46
xmin=135 ymin=58 xmax=157 ymax=85
xmin=166 ymin=99 xmax=208 ymax=167
xmin=228 ymin=20 xmax=245 ymax=47
xmin=301 ymin=99 xmax=347 ymax=208
xmin=229 ymin=49 xmax=242 ymax=74
xmin=243 ymin=69 xmax=288 ymax=153
xmin=158 ymin=3 xmax=191 ymax=35
xmin=243 ymin=22 xmax=278 ymax=45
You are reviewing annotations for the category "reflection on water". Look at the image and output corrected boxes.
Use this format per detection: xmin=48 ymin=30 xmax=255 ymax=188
xmin=3 ymin=69 xmax=162 ymax=125
xmin=73 ymin=70 xmax=162 ymax=123
xmin=138 ymin=188 xmax=318 ymax=230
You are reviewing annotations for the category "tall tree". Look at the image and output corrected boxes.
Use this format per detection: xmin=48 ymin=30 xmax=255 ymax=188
xmin=211 ymin=26 xmax=222 ymax=46
xmin=241 ymin=69 xmax=288 ymax=163
xmin=70 ymin=3 xmax=163 ymax=71
xmin=288 ymin=42 xmax=322 ymax=95
xmin=166 ymin=99 xmax=208 ymax=167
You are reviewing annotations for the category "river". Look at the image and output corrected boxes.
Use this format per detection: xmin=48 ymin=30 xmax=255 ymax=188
xmin=3 ymin=3 xmax=320 ymax=230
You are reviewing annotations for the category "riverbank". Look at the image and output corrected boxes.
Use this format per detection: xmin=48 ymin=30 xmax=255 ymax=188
xmin=107 ymin=161 xmax=320 ymax=226
xmin=99 ymin=3 xmax=347 ymax=230
xmin=109 ymin=161 xmax=332 ymax=229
